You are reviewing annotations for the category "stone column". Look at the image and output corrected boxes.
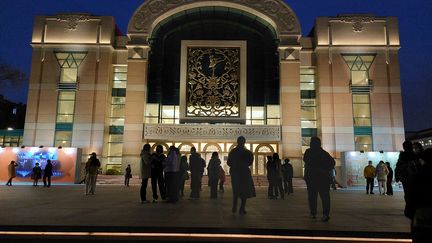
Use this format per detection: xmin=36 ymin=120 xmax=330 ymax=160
xmin=279 ymin=46 xmax=303 ymax=177
xmin=122 ymin=45 xmax=149 ymax=174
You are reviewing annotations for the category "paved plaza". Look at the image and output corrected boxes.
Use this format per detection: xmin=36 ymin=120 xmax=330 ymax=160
xmin=0 ymin=183 xmax=411 ymax=242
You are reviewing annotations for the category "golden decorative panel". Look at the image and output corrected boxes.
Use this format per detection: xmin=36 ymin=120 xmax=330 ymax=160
xmin=186 ymin=47 xmax=241 ymax=118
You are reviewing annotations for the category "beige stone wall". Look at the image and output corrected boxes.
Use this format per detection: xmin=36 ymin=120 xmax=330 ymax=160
xmin=23 ymin=51 xmax=59 ymax=147
xmin=122 ymin=60 xmax=148 ymax=173
xmin=369 ymin=52 xmax=405 ymax=151
xmin=73 ymin=49 xmax=112 ymax=162
xmin=314 ymin=15 xmax=404 ymax=156
xmin=25 ymin=14 xmax=116 ymax=167
xmin=279 ymin=60 xmax=302 ymax=176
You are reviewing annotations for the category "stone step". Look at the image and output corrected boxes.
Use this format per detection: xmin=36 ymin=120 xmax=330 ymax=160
xmin=95 ymin=175 xmax=307 ymax=187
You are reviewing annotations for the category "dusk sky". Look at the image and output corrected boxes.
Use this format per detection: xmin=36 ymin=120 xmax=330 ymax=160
xmin=0 ymin=0 xmax=431 ymax=132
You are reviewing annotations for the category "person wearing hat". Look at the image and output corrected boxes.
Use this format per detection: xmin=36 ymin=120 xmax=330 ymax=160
xmin=85 ymin=152 xmax=101 ymax=195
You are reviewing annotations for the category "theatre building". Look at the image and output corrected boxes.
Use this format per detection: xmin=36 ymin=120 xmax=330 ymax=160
xmin=23 ymin=0 xmax=405 ymax=177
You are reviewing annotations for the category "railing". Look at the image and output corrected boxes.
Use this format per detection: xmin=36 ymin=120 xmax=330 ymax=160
xmin=57 ymin=82 xmax=78 ymax=91
xmin=349 ymin=79 xmax=373 ymax=93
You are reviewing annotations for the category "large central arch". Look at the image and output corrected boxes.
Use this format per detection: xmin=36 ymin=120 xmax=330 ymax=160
xmin=128 ymin=0 xmax=301 ymax=41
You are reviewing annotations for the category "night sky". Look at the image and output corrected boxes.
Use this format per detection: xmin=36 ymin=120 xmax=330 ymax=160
xmin=0 ymin=0 xmax=431 ymax=132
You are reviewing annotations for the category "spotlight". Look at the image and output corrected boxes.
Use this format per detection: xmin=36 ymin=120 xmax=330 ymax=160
xmin=360 ymin=150 xmax=364 ymax=153
xmin=39 ymin=145 xmax=44 ymax=148
xmin=20 ymin=145 xmax=25 ymax=149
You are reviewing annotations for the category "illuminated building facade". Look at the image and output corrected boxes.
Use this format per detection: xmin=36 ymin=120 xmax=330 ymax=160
xmin=23 ymin=0 xmax=404 ymax=176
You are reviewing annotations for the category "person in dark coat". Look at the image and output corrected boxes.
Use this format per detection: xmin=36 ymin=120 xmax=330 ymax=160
xmin=140 ymin=144 xmax=152 ymax=203
xmin=43 ymin=159 xmax=53 ymax=187
xmin=124 ymin=164 xmax=132 ymax=187
xmin=385 ymin=162 xmax=394 ymax=196
xmin=411 ymin=148 xmax=432 ymax=242
xmin=228 ymin=136 xmax=255 ymax=215
xmin=85 ymin=152 xmax=101 ymax=195
xmin=32 ymin=163 xmax=42 ymax=186
xmin=273 ymin=153 xmax=284 ymax=199
xmin=6 ymin=160 xmax=18 ymax=186
xmin=219 ymin=166 xmax=226 ymax=193
xmin=266 ymin=155 xmax=277 ymax=199
xmin=207 ymin=152 xmax=221 ymax=199
xmin=395 ymin=141 xmax=419 ymax=219
xmin=189 ymin=147 xmax=206 ymax=199
xmin=282 ymin=158 xmax=294 ymax=194
xmin=163 ymin=146 xmax=180 ymax=203
xmin=303 ymin=137 xmax=335 ymax=222
xmin=179 ymin=155 xmax=189 ymax=197
xmin=151 ymin=145 xmax=166 ymax=202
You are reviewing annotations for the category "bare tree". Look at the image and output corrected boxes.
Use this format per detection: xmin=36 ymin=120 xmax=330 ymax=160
xmin=0 ymin=61 xmax=27 ymax=89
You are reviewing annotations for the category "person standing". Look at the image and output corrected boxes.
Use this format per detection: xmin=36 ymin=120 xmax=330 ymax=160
xmin=179 ymin=155 xmax=189 ymax=197
xmin=85 ymin=152 xmax=101 ymax=195
xmin=6 ymin=160 xmax=18 ymax=186
xmin=395 ymin=141 xmax=419 ymax=219
xmin=385 ymin=162 xmax=394 ymax=196
xmin=376 ymin=161 xmax=389 ymax=195
xmin=266 ymin=155 xmax=276 ymax=199
xmin=163 ymin=146 xmax=180 ymax=203
xmin=228 ymin=136 xmax=255 ymax=215
xmin=207 ymin=152 xmax=221 ymax=199
xmin=303 ymin=137 xmax=335 ymax=222
xmin=281 ymin=158 xmax=294 ymax=194
xmin=140 ymin=144 xmax=152 ymax=203
xmin=330 ymin=168 xmax=337 ymax=190
xmin=189 ymin=147 xmax=205 ymax=199
xmin=411 ymin=148 xmax=432 ymax=242
xmin=124 ymin=164 xmax=132 ymax=187
xmin=364 ymin=161 xmax=376 ymax=195
xmin=43 ymin=159 xmax=53 ymax=187
xmin=151 ymin=145 xmax=166 ymax=203
xmin=219 ymin=166 xmax=226 ymax=193
xmin=273 ymin=153 xmax=284 ymax=199
xmin=32 ymin=163 xmax=42 ymax=186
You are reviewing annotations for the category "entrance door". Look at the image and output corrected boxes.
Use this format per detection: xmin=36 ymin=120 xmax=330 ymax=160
xmin=254 ymin=144 xmax=275 ymax=176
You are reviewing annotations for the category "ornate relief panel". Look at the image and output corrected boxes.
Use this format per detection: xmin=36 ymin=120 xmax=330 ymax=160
xmin=186 ymin=47 xmax=240 ymax=118
xmin=180 ymin=41 xmax=246 ymax=123
xmin=128 ymin=0 xmax=301 ymax=37
xmin=144 ymin=124 xmax=281 ymax=142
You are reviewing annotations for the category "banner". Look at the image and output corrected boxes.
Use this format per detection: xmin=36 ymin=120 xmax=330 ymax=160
xmin=0 ymin=147 xmax=80 ymax=184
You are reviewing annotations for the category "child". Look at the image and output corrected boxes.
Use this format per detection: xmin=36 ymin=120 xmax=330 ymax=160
xmin=219 ymin=166 xmax=226 ymax=193
xmin=32 ymin=163 xmax=42 ymax=186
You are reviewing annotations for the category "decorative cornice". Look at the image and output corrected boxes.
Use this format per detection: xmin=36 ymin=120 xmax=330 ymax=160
xmin=56 ymin=14 xmax=90 ymax=31
xmin=129 ymin=0 xmax=300 ymax=37
xmin=144 ymin=124 xmax=281 ymax=141
xmin=340 ymin=16 xmax=375 ymax=33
